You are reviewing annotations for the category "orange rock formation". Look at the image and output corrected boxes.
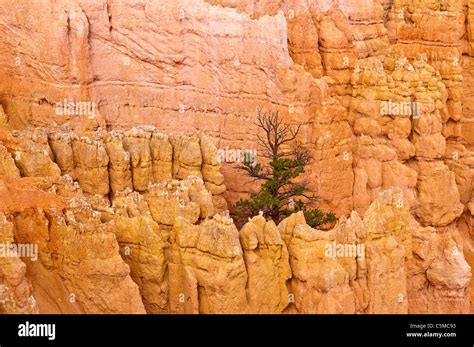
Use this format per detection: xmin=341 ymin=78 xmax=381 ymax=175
xmin=0 ymin=0 xmax=472 ymax=313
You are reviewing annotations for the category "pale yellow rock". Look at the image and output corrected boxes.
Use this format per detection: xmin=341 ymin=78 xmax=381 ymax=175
xmin=240 ymin=215 xmax=291 ymax=313
xmin=0 ymin=177 xmax=146 ymax=314
xmin=144 ymin=178 xmax=213 ymax=226
xmin=150 ymin=132 xmax=173 ymax=183
xmin=172 ymin=134 xmax=203 ymax=180
xmin=105 ymin=131 xmax=133 ymax=194
xmin=123 ymin=128 xmax=154 ymax=192
xmin=408 ymin=219 xmax=472 ymax=314
xmin=48 ymin=132 xmax=75 ymax=176
xmin=0 ymin=105 xmax=8 ymax=129
xmin=0 ymin=213 xmax=38 ymax=313
xmin=113 ymin=200 xmax=169 ymax=313
xmin=172 ymin=214 xmax=248 ymax=313
xmin=71 ymin=135 xmax=109 ymax=196
xmin=5 ymin=129 xmax=60 ymax=178
xmin=0 ymin=142 xmax=20 ymax=177
xmin=413 ymin=161 xmax=464 ymax=226
xmin=278 ymin=212 xmax=356 ymax=314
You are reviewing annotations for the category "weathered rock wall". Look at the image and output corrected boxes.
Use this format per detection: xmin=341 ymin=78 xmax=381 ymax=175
xmin=0 ymin=0 xmax=472 ymax=313
xmin=0 ymin=0 xmax=354 ymax=216
xmin=0 ymin=130 xmax=470 ymax=313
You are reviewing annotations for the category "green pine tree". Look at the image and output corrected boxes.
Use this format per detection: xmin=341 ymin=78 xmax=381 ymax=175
xmin=235 ymin=110 xmax=336 ymax=228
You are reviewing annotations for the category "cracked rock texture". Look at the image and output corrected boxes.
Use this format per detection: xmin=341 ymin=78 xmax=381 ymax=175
xmin=0 ymin=0 xmax=472 ymax=313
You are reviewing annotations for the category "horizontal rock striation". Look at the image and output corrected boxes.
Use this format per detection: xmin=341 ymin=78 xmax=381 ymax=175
xmin=0 ymin=0 xmax=472 ymax=313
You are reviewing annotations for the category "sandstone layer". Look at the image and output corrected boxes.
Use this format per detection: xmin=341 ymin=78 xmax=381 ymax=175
xmin=0 ymin=0 xmax=472 ymax=313
xmin=0 ymin=125 xmax=470 ymax=313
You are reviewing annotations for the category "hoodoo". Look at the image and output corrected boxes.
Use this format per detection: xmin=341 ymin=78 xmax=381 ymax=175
xmin=0 ymin=0 xmax=471 ymax=317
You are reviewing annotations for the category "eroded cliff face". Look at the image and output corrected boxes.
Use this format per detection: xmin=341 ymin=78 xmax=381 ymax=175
xmin=0 ymin=0 xmax=472 ymax=313
xmin=0 ymin=126 xmax=470 ymax=313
